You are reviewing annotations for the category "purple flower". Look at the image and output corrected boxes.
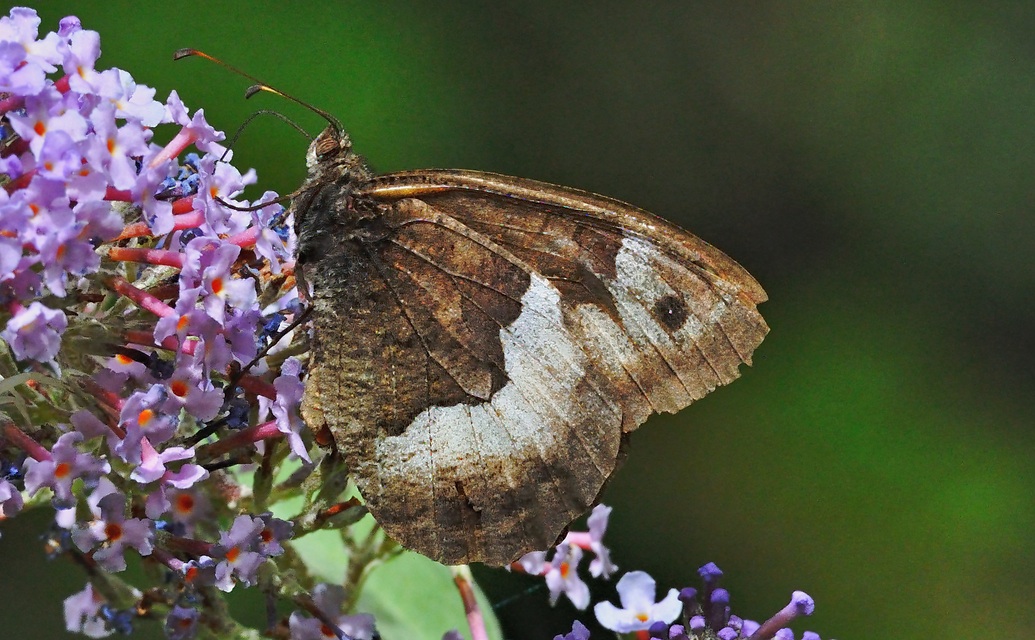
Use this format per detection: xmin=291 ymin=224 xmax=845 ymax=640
xmin=2 ymin=301 xmax=67 ymax=362
xmin=63 ymin=583 xmax=111 ymax=638
xmin=249 ymin=193 xmax=291 ymax=273
xmin=146 ymin=486 xmax=210 ymax=534
xmin=72 ymin=481 xmax=155 ymax=572
xmin=58 ymin=16 xmax=81 ymax=37
xmin=698 ymin=561 xmax=723 ymax=585
xmin=212 ymin=514 xmax=266 ymax=592
xmin=109 ymin=69 xmax=166 ymax=127
xmin=515 ymin=549 xmax=547 ymax=574
xmin=153 ymin=286 xmax=217 ymax=347
xmin=62 ymin=27 xmax=101 ymax=95
xmin=222 ymin=306 xmax=261 ymax=364
xmin=83 ymin=102 xmax=151 ymax=190
xmin=37 ymin=220 xmax=100 ymax=297
xmin=554 ymin=620 xmax=591 ymax=640
xmin=0 ymin=477 xmax=23 ymax=517
xmin=750 ymin=591 xmax=816 ymax=640
xmin=593 ymin=571 xmax=681 ymax=633
xmin=0 ymin=8 xmax=62 ymax=94
xmin=288 ymin=583 xmax=376 ymax=640
xmin=164 ymin=90 xmax=224 ymax=153
xmin=164 ymin=352 xmax=224 ymax=422
xmin=165 ymin=605 xmax=200 ymax=640
xmin=178 ymin=555 xmax=219 ymax=591
xmin=255 ymin=513 xmax=293 ymax=557
xmin=708 ymin=588 xmax=731 ymax=631
xmin=8 ymin=87 xmax=89 ymax=158
xmin=115 ymin=384 xmax=179 ymax=463
xmin=193 ymin=155 xmax=255 ymax=234
xmin=741 ymin=619 xmax=761 ymax=636
xmin=267 ymin=357 xmax=309 ymax=461
xmin=24 ymin=431 xmax=109 ymax=507
xmin=178 ymin=236 xmax=256 ymax=323
xmin=585 ymin=504 xmax=617 ymax=578
xmin=130 ymin=441 xmax=207 ymax=488
xmin=545 ymin=543 xmax=590 ymax=609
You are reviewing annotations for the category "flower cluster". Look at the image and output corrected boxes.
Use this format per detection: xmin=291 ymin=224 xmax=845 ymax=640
xmin=511 ymin=506 xmax=826 ymax=639
xmin=0 ymin=7 xmax=366 ymax=638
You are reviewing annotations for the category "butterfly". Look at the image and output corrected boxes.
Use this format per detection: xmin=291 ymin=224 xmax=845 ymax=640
xmin=289 ymin=121 xmax=768 ymax=566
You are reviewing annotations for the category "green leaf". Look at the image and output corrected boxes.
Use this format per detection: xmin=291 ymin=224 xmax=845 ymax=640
xmin=288 ymin=524 xmax=503 ymax=640
xmin=357 ymin=552 xmax=503 ymax=640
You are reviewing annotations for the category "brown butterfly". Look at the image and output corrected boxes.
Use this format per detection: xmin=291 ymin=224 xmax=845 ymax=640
xmin=290 ymin=120 xmax=768 ymax=565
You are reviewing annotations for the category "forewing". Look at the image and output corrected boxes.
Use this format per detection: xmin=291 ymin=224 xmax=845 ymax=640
xmin=360 ymin=170 xmax=769 ymax=431
xmin=301 ymin=197 xmax=624 ymax=565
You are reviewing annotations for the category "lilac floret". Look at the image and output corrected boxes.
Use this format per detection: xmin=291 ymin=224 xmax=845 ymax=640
xmin=2 ymin=300 xmax=67 ymax=362
xmin=212 ymin=514 xmax=266 ymax=591
xmin=668 ymin=624 xmax=688 ymax=640
xmin=63 ymin=583 xmax=110 ymax=638
xmin=73 ymin=487 xmax=155 ymax=572
xmin=554 ymin=620 xmax=591 ymax=640
xmin=289 ymin=583 xmax=377 ymax=640
xmin=586 ymin=503 xmax=618 ymax=578
xmin=697 ymin=561 xmax=723 ymax=584
xmin=708 ymin=587 xmax=731 ymax=630
xmin=648 ymin=620 xmax=669 ymax=638
xmin=165 ymin=605 xmax=200 ymax=640
xmin=751 ymin=591 xmax=816 ymax=640
xmin=267 ymin=357 xmax=310 ymax=462
xmin=594 ymin=571 xmax=682 ymax=633
xmin=57 ymin=16 xmax=81 ymax=37
xmin=24 ymin=431 xmax=109 ymax=507
xmin=255 ymin=513 xmax=294 ymax=556
xmin=545 ymin=543 xmax=590 ymax=609
xmin=0 ymin=477 xmax=23 ymax=517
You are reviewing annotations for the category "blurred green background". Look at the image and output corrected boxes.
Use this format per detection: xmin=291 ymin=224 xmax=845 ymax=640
xmin=3 ymin=2 xmax=1034 ymax=638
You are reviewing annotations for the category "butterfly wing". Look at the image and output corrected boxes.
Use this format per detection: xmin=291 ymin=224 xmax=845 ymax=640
xmin=359 ymin=170 xmax=768 ymax=430
xmin=301 ymin=169 xmax=767 ymax=565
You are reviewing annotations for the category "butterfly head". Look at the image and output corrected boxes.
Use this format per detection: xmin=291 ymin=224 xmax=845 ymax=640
xmin=303 ymin=124 xmax=371 ymax=184
xmin=307 ymin=125 xmax=350 ymax=168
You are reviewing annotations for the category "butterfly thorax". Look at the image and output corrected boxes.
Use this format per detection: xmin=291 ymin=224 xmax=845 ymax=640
xmin=292 ymin=126 xmax=382 ymax=295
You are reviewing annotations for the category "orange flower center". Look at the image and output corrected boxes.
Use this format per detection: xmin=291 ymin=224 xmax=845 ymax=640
xmin=104 ymin=522 xmax=123 ymax=542
xmin=170 ymin=380 xmax=189 ymax=398
xmin=54 ymin=462 xmax=71 ymax=478
xmin=175 ymin=493 xmax=195 ymax=514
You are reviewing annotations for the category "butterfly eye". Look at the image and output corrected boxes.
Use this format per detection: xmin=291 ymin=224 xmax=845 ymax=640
xmin=314 ymin=134 xmax=339 ymax=160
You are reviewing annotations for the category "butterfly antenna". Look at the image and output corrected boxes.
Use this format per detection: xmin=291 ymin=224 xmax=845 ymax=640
xmin=221 ymin=109 xmax=313 ymax=164
xmin=174 ymin=48 xmax=345 ymax=137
